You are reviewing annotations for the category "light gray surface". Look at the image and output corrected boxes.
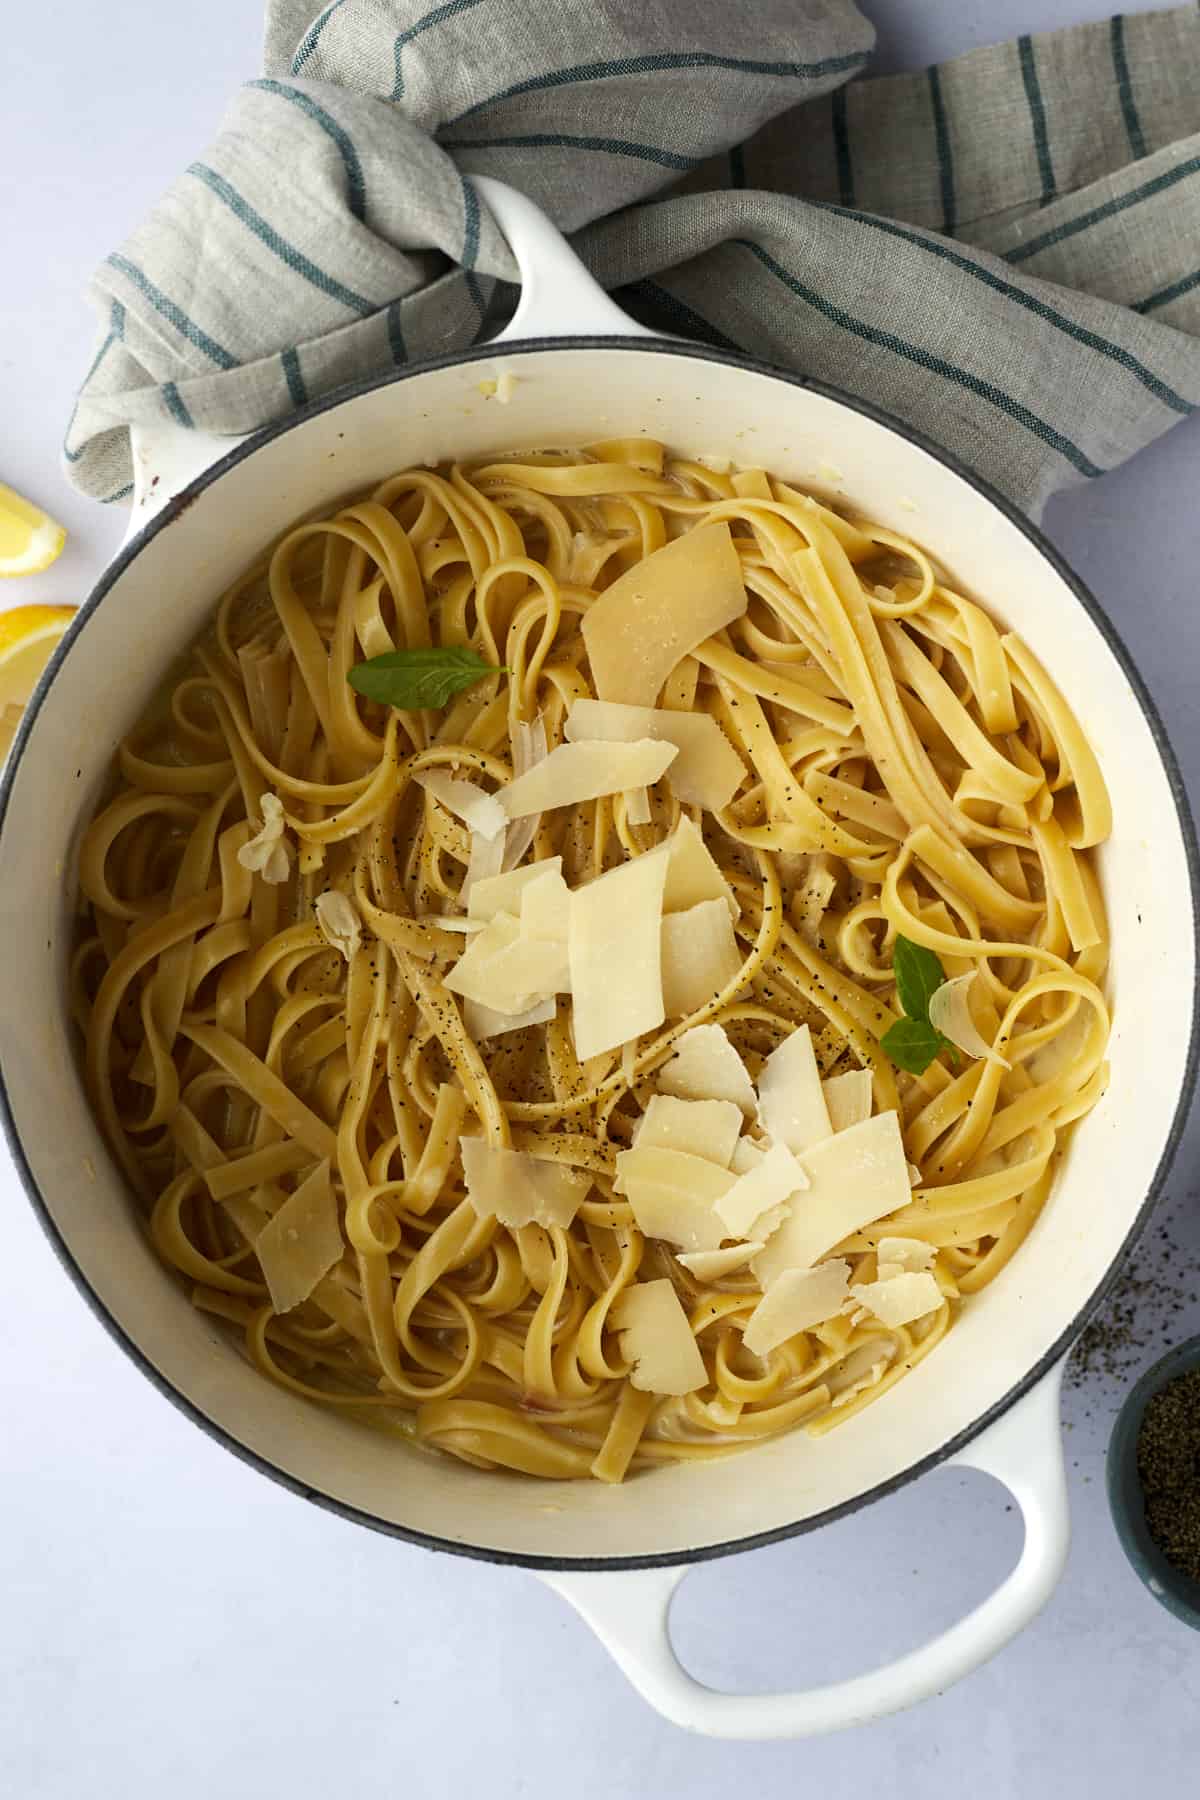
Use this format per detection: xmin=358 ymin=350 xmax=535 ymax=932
xmin=1 ymin=4 xmax=1198 ymax=1794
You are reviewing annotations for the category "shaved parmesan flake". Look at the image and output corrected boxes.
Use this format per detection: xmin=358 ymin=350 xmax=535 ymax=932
xmin=564 ymin=698 xmax=745 ymax=811
xmin=461 ymin=1136 xmax=589 ymax=1230
xmin=582 ymin=520 xmax=747 ymax=707
xmin=830 ymin=1346 xmax=891 ymax=1406
xmin=876 ymin=1236 xmax=936 ymax=1276
xmin=501 ymin=738 xmax=676 ymax=818
xmin=478 ymin=931 xmax=570 ymax=1007
xmin=520 ymin=866 xmax=571 ymax=944
xmin=255 ymin=1160 xmax=341 ymax=1313
xmin=417 ymin=914 xmax=484 ymax=934
xmin=909 ymin=1163 xmax=923 ymax=1187
xmin=751 ymin=1201 xmax=790 ymax=1241
xmin=470 ymin=856 xmax=563 ymax=921
xmin=678 ymin=1241 xmax=764 ymax=1281
xmin=743 ymin=1259 xmax=851 ymax=1356
xmin=514 ymin=714 xmax=547 ymax=775
xmin=502 ymin=713 xmax=549 ymax=871
xmin=730 ymin=1136 xmax=766 ymax=1175
xmin=634 ymin=1094 xmax=743 ymax=1167
xmin=463 ymin=994 xmax=556 ymax=1039
xmin=445 ymin=912 xmax=568 ymax=1013
xmin=661 ymin=899 xmax=743 ymax=1017
xmin=623 ymin=784 xmax=652 ymax=826
xmin=850 ymin=1270 xmax=942 ymax=1328
xmin=752 ymin=1111 xmax=912 ymax=1289
xmin=445 ymin=910 xmax=520 ymax=994
xmin=662 ymin=814 xmax=738 ymax=919
xmin=463 ymin=823 xmax=505 ymax=898
xmin=715 ymin=1139 xmax=808 ymax=1238
xmin=656 ymin=1023 xmax=758 ymax=1115
xmin=793 ymin=856 xmax=838 ymax=945
xmin=756 ymin=1025 xmax=831 ymax=1154
xmin=569 ymin=848 xmax=668 ymax=1060
xmin=414 ymin=768 xmax=507 ymax=841
xmin=928 ymin=971 xmax=1011 ymax=1067
xmin=238 ymin=793 xmax=292 ymax=885
xmin=313 ymin=890 xmax=362 ymax=963
xmin=613 ymin=1146 xmax=734 ymax=1252
xmin=612 ymin=1278 xmax=707 ymax=1395
xmin=822 ymin=1068 xmax=873 ymax=1133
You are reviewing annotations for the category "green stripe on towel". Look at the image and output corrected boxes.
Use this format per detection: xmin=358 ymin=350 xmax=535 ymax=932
xmin=738 ymin=238 xmax=1105 ymax=478
xmin=186 ymin=163 xmax=374 ymax=315
xmin=1135 ymin=268 xmax=1200 ymax=315
xmin=392 ymin=0 xmax=489 ymax=100
xmin=249 ymin=80 xmax=367 ymax=223
xmin=162 ymin=381 xmax=195 ymax=428
xmin=386 ymin=301 xmax=408 ymax=366
xmin=813 ymin=201 xmax=1194 ymax=415
xmin=280 ymin=348 xmax=308 ymax=407
xmin=442 ymin=131 xmax=699 ymax=172
xmin=1008 ymin=154 xmax=1200 ymax=264
xmin=106 ymin=254 xmax=237 ymax=367
xmin=64 ymin=300 xmax=127 ymax=462
xmin=445 ymin=48 xmax=869 ymax=128
xmin=1018 ymin=35 xmax=1057 ymax=206
xmin=831 ymin=87 xmax=854 ymax=208
xmin=459 ymin=174 xmax=486 ymax=317
xmin=291 ymin=0 xmax=348 ymax=76
xmin=927 ymin=66 xmax=956 ymax=234
xmin=1109 ymin=16 xmax=1147 ymax=160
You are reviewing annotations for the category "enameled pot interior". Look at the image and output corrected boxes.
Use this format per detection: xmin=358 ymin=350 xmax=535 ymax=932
xmin=0 ymin=343 xmax=1194 ymax=1566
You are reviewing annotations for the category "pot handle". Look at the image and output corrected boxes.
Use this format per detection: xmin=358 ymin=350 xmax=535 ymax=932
xmin=472 ymin=175 xmax=654 ymax=344
xmin=539 ymin=1362 xmax=1068 ymax=1740
xmin=119 ymin=179 xmax=646 ymax=544
xmin=122 ymin=423 xmax=249 ymax=550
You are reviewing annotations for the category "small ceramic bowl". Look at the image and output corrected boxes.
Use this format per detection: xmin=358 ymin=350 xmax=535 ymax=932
xmin=1107 ymin=1335 xmax=1200 ymax=1630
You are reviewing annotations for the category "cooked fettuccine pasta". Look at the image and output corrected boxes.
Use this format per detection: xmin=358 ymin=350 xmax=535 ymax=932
xmin=75 ymin=441 xmax=1110 ymax=1483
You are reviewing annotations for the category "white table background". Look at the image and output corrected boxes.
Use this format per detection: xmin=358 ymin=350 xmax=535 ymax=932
xmin=2 ymin=3 xmax=1199 ymax=1792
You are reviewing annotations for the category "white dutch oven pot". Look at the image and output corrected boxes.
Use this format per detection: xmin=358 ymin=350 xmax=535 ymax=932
xmin=1 ymin=181 xmax=1196 ymax=1740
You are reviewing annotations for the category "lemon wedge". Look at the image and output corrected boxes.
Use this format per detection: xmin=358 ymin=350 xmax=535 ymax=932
xmin=0 ymin=483 xmax=67 ymax=577
xmin=0 ymin=605 xmax=76 ymax=716
xmin=0 ymin=703 xmax=23 ymax=765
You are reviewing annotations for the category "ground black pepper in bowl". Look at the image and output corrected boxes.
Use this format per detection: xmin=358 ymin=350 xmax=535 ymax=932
xmin=1136 ymin=1366 xmax=1200 ymax=1583
xmin=1108 ymin=1331 xmax=1200 ymax=1630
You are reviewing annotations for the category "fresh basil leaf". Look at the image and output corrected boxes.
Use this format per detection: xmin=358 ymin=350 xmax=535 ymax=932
xmin=891 ymin=934 xmax=946 ymax=1025
xmin=880 ymin=1016 xmax=953 ymax=1076
xmin=347 ymin=646 xmax=505 ymax=711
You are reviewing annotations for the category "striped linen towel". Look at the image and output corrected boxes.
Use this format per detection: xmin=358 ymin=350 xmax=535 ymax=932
xmin=65 ymin=1 xmax=1199 ymax=516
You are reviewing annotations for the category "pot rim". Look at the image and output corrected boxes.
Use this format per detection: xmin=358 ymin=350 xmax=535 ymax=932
xmin=2 ymin=334 xmax=1197 ymax=1571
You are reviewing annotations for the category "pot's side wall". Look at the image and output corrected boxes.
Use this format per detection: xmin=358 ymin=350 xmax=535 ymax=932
xmin=0 ymin=345 xmax=1191 ymax=1563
